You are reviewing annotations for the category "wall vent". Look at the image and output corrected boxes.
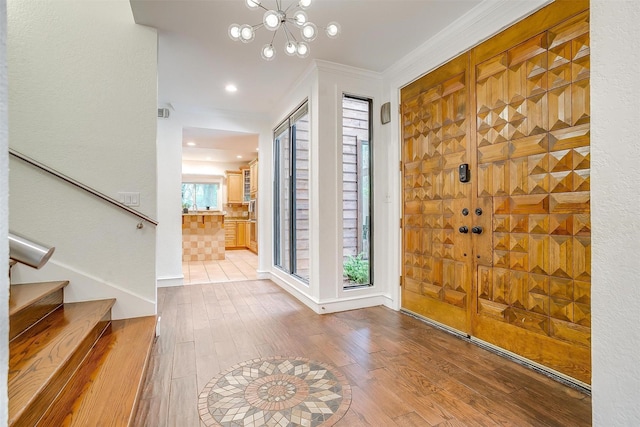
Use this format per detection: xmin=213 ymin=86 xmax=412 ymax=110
xmin=157 ymin=108 xmax=170 ymax=118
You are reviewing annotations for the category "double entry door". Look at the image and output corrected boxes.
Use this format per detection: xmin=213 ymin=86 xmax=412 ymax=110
xmin=401 ymin=2 xmax=590 ymax=384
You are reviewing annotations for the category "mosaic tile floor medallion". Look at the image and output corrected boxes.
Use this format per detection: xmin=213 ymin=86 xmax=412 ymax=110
xmin=198 ymin=356 xmax=352 ymax=427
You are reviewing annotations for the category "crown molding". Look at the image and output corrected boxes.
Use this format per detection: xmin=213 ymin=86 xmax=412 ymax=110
xmin=314 ymin=59 xmax=383 ymax=81
xmin=384 ymin=0 xmax=551 ymax=87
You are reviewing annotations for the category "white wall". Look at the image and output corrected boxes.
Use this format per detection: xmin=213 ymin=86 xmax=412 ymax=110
xmin=0 ymin=0 xmax=9 ymax=422
xmin=266 ymin=61 xmax=393 ymax=313
xmin=8 ymin=0 xmax=158 ymax=318
xmin=591 ymin=1 xmax=640 ymax=424
xmin=182 ymin=160 xmax=249 ymax=178
xmin=316 ymin=62 xmax=390 ymax=307
xmin=156 ymin=114 xmax=183 ymax=287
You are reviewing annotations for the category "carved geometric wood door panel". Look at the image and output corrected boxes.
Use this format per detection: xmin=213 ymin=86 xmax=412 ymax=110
xmin=401 ymin=54 xmax=472 ymax=333
xmin=472 ymin=8 xmax=590 ymax=385
xmin=400 ymin=1 xmax=590 ymax=384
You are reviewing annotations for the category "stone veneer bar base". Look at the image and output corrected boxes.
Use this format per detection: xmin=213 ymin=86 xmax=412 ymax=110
xmin=182 ymin=214 xmax=225 ymax=262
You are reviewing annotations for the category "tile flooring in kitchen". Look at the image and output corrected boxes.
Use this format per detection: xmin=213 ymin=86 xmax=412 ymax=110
xmin=182 ymin=249 xmax=258 ymax=285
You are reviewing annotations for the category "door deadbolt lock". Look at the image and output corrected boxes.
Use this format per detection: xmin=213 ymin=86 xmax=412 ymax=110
xmin=459 ymin=163 xmax=470 ymax=183
xmin=475 ymin=208 xmax=483 ymax=216
xmin=472 ymin=226 xmax=483 ymax=234
xmin=459 ymin=226 xmax=469 ymax=234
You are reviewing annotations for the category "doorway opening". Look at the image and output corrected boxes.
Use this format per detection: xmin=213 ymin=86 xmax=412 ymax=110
xmin=181 ymin=127 xmax=260 ymax=285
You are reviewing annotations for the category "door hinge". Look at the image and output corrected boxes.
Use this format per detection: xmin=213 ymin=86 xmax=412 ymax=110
xmin=400 ymin=275 xmax=403 ymax=287
xmin=400 ymin=218 xmax=403 ymax=229
xmin=399 ymin=160 xmax=403 ymax=172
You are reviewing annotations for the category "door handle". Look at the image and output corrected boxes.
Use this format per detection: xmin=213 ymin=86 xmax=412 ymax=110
xmin=459 ymin=226 xmax=469 ymax=234
xmin=472 ymin=226 xmax=483 ymax=234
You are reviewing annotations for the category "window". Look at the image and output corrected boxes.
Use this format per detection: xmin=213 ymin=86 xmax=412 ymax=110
xmin=274 ymin=102 xmax=310 ymax=282
xmin=181 ymin=182 xmax=221 ymax=210
xmin=342 ymin=95 xmax=372 ymax=288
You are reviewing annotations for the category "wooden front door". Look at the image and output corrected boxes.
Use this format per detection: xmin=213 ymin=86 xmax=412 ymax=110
xmin=401 ymin=54 xmax=473 ymax=333
xmin=401 ymin=1 xmax=591 ymax=384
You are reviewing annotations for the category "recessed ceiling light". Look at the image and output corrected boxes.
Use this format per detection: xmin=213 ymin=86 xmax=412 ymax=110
xmin=226 ymin=84 xmax=238 ymax=93
xmin=237 ymin=155 xmax=243 ymax=159
xmin=256 ymin=147 xmax=259 ymax=151
xmin=187 ymin=142 xmax=196 ymax=146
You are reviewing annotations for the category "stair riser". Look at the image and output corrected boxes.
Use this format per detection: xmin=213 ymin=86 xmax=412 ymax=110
xmin=10 ymin=289 xmax=63 ymax=342
xmin=10 ymin=313 xmax=112 ymax=427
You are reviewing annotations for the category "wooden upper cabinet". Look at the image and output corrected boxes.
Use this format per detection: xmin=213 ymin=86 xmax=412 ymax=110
xmin=249 ymin=159 xmax=258 ymax=196
xmin=242 ymin=168 xmax=251 ymax=203
xmin=226 ymin=171 xmax=243 ymax=204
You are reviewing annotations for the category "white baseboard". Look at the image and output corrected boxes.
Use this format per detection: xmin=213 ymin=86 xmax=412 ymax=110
xmin=268 ymin=272 xmax=321 ymax=313
xmin=12 ymin=260 xmax=155 ymax=320
xmin=315 ymin=293 xmax=393 ymax=314
xmin=267 ymin=271 xmax=393 ymax=314
xmin=156 ymin=275 xmax=184 ymax=288
xmin=256 ymin=269 xmax=270 ymax=280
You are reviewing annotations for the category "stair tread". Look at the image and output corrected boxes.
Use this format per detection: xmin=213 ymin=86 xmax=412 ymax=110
xmin=56 ymin=316 xmax=157 ymax=426
xmin=9 ymin=281 xmax=69 ymax=316
xmin=9 ymin=299 xmax=115 ymax=424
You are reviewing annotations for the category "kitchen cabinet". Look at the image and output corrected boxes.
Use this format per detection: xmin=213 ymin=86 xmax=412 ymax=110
xmin=224 ymin=220 xmax=237 ymax=248
xmin=242 ymin=168 xmax=251 ymax=203
xmin=226 ymin=171 xmax=243 ymax=204
xmin=249 ymin=221 xmax=257 ymax=254
xmin=249 ymin=159 xmax=258 ymax=196
xmin=224 ymin=219 xmax=251 ymax=249
xmin=237 ymin=220 xmax=247 ymax=247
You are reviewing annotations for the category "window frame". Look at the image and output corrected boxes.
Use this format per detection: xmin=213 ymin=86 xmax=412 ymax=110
xmin=273 ymin=101 xmax=310 ymax=283
xmin=342 ymin=94 xmax=374 ymax=289
xmin=181 ymin=180 xmax=222 ymax=211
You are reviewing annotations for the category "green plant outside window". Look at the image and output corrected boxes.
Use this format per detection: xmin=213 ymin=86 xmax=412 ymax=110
xmin=181 ymin=183 xmax=219 ymax=210
xmin=343 ymin=252 xmax=370 ymax=284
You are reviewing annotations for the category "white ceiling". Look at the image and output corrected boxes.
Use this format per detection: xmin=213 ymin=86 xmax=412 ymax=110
xmin=130 ymin=0 xmax=483 ymax=161
xmin=182 ymin=127 xmax=259 ymax=163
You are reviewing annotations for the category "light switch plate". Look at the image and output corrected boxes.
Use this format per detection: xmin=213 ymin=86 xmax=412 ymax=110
xmin=118 ymin=192 xmax=140 ymax=207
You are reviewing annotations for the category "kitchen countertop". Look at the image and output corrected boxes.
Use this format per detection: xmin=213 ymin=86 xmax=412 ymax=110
xmin=182 ymin=211 xmax=225 ymax=216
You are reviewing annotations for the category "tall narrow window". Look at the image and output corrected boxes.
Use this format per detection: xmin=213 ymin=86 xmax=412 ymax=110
xmin=342 ymin=96 xmax=372 ymax=288
xmin=274 ymin=102 xmax=310 ymax=282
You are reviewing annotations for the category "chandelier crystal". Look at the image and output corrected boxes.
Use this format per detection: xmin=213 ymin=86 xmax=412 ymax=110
xmin=228 ymin=0 xmax=340 ymax=61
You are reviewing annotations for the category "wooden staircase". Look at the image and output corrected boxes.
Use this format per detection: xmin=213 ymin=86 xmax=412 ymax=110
xmin=8 ymin=266 xmax=156 ymax=426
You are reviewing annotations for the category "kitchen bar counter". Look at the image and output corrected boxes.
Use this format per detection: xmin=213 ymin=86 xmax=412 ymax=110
xmin=182 ymin=212 xmax=225 ymax=261
xmin=182 ymin=211 xmax=225 ymax=216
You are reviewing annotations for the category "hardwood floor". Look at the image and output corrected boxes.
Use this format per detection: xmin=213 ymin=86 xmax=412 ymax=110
xmin=134 ymin=280 xmax=591 ymax=426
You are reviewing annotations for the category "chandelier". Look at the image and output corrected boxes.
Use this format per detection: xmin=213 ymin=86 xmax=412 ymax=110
xmin=228 ymin=0 xmax=341 ymax=60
